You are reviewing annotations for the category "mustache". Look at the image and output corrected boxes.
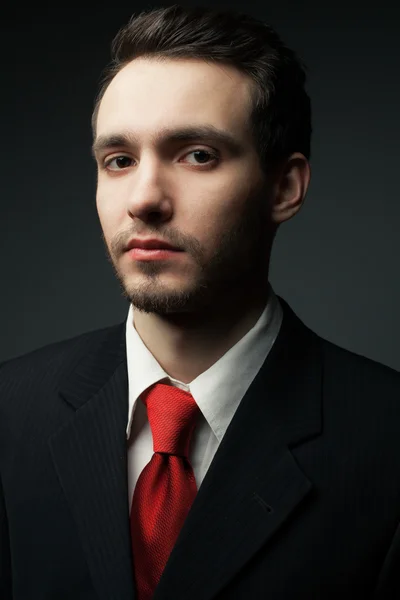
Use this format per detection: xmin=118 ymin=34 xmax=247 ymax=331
xmin=102 ymin=230 xmax=179 ymax=255
xmin=100 ymin=229 xmax=206 ymax=263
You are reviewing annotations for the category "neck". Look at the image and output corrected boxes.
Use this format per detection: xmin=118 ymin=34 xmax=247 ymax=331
xmin=132 ymin=280 xmax=271 ymax=384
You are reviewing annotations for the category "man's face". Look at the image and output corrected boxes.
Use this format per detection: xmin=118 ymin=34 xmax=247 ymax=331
xmin=94 ymin=57 xmax=274 ymax=315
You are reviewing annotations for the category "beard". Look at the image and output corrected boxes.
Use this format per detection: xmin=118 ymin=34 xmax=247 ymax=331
xmin=101 ymin=195 xmax=274 ymax=318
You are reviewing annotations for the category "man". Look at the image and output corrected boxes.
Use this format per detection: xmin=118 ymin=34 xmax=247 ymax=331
xmin=1 ymin=4 xmax=400 ymax=599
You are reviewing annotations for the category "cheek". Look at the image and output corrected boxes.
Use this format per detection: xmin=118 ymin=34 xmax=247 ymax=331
xmin=188 ymin=189 xmax=250 ymax=253
xmin=96 ymin=189 xmax=124 ymax=234
xmin=203 ymin=179 xmax=255 ymax=226
xmin=197 ymin=173 xmax=249 ymax=212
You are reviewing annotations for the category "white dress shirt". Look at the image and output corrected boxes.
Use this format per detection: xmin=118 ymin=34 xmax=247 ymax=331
xmin=126 ymin=284 xmax=283 ymax=508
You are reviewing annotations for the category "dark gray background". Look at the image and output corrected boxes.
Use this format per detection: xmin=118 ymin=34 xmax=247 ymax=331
xmin=3 ymin=1 xmax=400 ymax=370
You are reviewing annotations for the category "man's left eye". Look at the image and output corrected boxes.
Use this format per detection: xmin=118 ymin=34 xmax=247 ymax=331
xmin=185 ymin=150 xmax=218 ymax=164
xmin=104 ymin=156 xmax=133 ymax=170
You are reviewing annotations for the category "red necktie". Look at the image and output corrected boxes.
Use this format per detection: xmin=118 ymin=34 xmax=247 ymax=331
xmin=130 ymin=382 xmax=200 ymax=600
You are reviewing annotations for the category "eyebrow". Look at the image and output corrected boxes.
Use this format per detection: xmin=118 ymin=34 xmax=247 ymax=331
xmin=91 ymin=125 xmax=243 ymax=158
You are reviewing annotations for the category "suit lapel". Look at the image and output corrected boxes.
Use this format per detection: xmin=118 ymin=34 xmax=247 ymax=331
xmin=47 ymin=296 xmax=323 ymax=600
xmin=48 ymin=324 xmax=135 ymax=600
xmin=154 ymin=297 xmax=323 ymax=600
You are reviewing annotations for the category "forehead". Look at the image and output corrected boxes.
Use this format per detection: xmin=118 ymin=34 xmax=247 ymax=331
xmin=96 ymin=57 xmax=254 ymax=140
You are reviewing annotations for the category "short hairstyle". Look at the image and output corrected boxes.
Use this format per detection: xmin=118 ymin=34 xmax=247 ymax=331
xmin=91 ymin=4 xmax=312 ymax=170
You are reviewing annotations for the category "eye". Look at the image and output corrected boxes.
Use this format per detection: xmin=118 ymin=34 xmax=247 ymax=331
xmin=183 ymin=149 xmax=219 ymax=166
xmin=103 ymin=156 xmax=133 ymax=170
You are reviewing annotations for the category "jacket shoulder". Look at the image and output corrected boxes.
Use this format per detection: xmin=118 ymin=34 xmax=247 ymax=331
xmin=320 ymin=335 xmax=400 ymax=384
xmin=0 ymin=322 xmax=125 ymax=391
xmin=317 ymin=336 xmax=400 ymax=428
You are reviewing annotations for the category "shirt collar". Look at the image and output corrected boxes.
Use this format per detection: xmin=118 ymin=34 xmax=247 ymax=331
xmin=125 ymin=284 xmax=283 ymax=441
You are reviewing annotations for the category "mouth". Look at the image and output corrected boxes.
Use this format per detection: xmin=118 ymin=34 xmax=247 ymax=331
xmin=126 ymin=247 xmax=184 ymax=261
xmin=125 ymin=238 xmax=182 ymax=251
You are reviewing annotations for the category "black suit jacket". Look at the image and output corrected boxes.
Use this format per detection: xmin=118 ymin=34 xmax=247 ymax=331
xmin=1 ymin=296 xmax=400 ymax=599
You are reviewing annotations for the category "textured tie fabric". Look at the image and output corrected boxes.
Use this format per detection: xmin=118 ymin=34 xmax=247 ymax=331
xmin=130 ymin=382 xmax=200 ymax=600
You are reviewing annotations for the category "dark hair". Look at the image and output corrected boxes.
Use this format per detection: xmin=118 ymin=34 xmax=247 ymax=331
xmin=91 ymin=4 xmax=312 ymax=169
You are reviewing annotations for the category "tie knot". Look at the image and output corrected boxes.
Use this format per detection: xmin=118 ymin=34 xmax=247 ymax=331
xmin=141 ymin=382 xmax=200 ymax=458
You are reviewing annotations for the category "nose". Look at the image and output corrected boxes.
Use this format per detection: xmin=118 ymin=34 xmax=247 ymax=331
xmin=126 ymin=158 xmax=173 ymax=223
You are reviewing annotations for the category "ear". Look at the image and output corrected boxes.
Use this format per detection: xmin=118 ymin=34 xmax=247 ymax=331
xmin=271 ymin=153 xmax=311 ymax=225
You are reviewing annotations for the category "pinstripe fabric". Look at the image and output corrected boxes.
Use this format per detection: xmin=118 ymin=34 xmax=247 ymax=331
xmin=1 ymin=297 xmax=400 ymax=599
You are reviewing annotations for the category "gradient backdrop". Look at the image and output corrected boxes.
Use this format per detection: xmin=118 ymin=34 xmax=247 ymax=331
xmin=3 ymin=0 xmax=400 ymax=371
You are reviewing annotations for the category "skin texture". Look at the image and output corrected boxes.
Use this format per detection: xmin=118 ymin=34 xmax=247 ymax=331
xmin=94 ymin=57 xmax=311 ymax=383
